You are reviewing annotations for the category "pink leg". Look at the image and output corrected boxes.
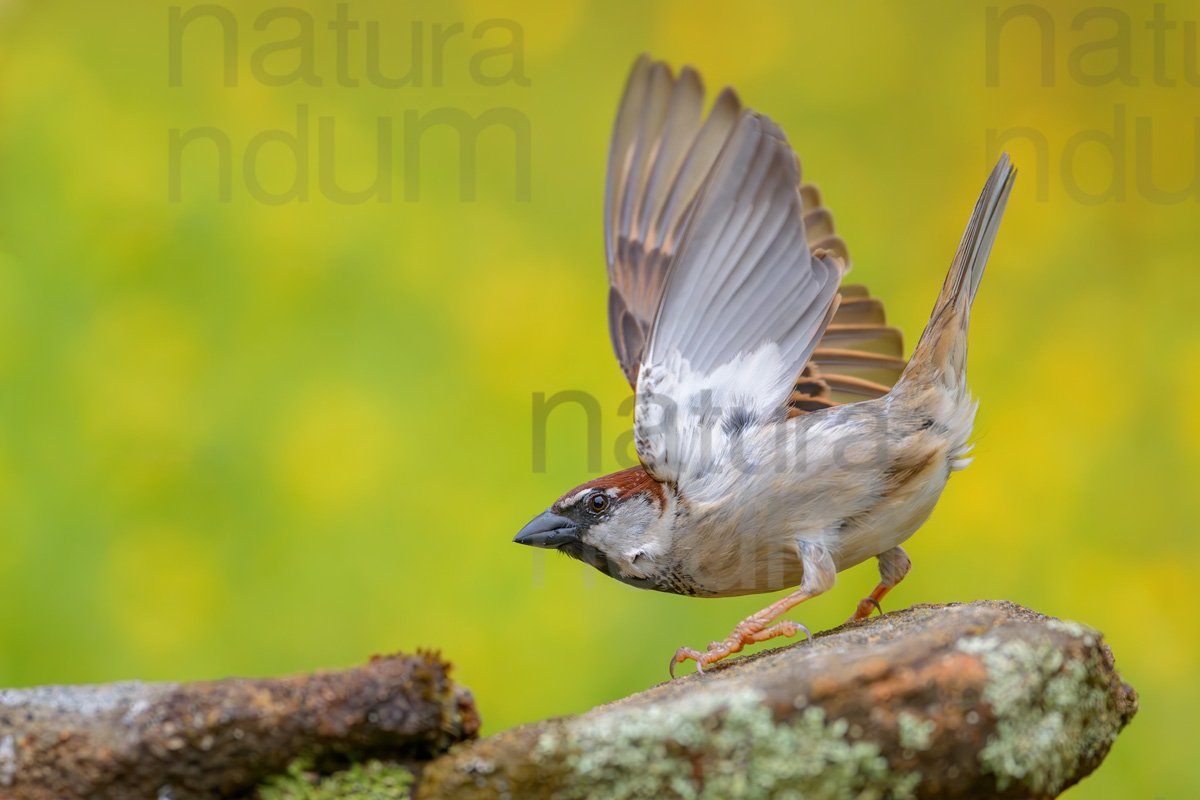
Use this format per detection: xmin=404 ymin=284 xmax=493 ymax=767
xmin=670 ymin=590 xmax=817 ymax=677
xmin=847 ymin=546 xmax=911 ymax=622
xmin=670 ymin=542 xmax=836 ymax=677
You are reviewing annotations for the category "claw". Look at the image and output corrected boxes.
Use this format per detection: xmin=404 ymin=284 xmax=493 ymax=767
xmin=669 ymin=647 xmax=707 ymax=679
xmin=671 ymin=588 xmax=821 ymax=676
xmin=847 ymin=595 xmax=884 ymax=623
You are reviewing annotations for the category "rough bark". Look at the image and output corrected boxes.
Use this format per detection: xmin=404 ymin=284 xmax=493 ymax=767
xmin=417 ymin=601 xmax=1137 ymax=799
xmin=0 ymin=651 xmax=478 ymax=800
xmin=0 ymin=602 xmax=1138 ymax=799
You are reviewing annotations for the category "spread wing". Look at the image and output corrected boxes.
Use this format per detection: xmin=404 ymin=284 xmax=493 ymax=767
xmin=605 ymin=55 xmax=907 ymax=408
xmin=633 ymin=111 xmax=844 ymax=483
xmin=605 ymin=55 xmax=742 ymax=387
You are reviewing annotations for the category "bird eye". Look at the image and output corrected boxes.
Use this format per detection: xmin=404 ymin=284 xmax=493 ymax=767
xmin=589 ymin=493 xmax=609 ymax=513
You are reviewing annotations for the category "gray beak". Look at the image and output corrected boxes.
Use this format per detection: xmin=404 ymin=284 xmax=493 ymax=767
xmin=513 ymin=510 xmax=579 ymax=549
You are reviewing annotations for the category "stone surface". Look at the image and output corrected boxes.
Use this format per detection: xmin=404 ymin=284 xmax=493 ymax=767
xmin=0 ymin=651 xmax=478 ymax=800
xmin=417 ymin=601 xmax=1137 ymax=799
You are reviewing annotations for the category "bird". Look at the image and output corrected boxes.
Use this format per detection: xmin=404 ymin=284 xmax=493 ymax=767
xmin=513 ymin=54 xmax=1016 ymax=677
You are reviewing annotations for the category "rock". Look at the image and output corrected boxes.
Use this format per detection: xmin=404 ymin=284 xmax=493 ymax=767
xmin=417 ymin=601 xmax=1136 ymax=799
xmin=0 ymin=651 xmax=478 ymax=800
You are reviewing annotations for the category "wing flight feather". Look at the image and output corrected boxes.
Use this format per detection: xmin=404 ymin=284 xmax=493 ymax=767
xmin=633 ymin=112 xmax=843 ymax=482
xmin=605 ymin=56 xmax=744 ymax=386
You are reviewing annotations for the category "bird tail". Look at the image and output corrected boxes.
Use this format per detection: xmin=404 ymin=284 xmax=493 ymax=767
xmin=897 ymin=155 xmax=1016 ymax=393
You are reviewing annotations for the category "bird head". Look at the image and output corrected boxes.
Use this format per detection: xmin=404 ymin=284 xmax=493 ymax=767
xmin=513 ymin=466 xmax=675 ymax=589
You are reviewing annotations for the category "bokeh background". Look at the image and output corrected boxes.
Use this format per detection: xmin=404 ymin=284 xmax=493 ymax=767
xmin=0 ymin=0 xmax=1195 ymax=795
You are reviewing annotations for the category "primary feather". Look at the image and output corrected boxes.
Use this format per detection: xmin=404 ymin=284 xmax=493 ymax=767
xmin=605 ymin=55 xmax=744 ymax=387
xmin=633 ymin=111 xmax=842 ymax=483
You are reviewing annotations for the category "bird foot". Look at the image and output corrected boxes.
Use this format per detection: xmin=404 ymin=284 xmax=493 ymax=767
xmin=669 ymin=619 xmax=811 ymax=678
xmin=848 ymin=596 xmax=883 ymax=623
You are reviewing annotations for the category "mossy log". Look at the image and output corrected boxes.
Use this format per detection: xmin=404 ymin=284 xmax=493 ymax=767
xmin=418 ymin=601 xmax=1136 ymax=799
xmin=0 ymin=602 xmax=1136 ymax=799
xmin=0 ymin=652 xmax=478 ymax=800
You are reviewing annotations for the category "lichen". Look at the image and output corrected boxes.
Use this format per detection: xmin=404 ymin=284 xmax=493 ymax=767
xmin=1045 ymin=618 xmax=1097 ymax=647
xmin=535 ymin=688 xmax=921 ymax=799
xmin=957 ymin=628 xmax=1120 ymax=794
xmin=256 ymin=759 xmax=415 ymax=800
xmin=896 ymin=712 xmax=936 ymax=752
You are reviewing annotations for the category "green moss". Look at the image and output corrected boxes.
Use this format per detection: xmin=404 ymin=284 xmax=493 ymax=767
xmin=535 ymin=688 xmax=921 ymax=799
xmin=256 ymin=759 xmax=415 ymax=800
xmin=957 ymin=627 xmax=1119 ymax=794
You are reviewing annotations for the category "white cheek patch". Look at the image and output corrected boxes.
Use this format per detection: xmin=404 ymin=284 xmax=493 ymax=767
xmin=607 ymin=499 xmax=671 ymax=572
xmin=626 ymin=536 xmax=668 ymax=563
xmin=570 ymin=489 xmax=675 ymax=578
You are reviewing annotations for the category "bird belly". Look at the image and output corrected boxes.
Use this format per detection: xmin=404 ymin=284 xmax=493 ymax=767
xmin=674 ymin=527 xmax=808 ymax=597
xmin=830 ymin=443 xmax=952 ymax=572
xmin=673 ymin=405 xmax=956 ymax=597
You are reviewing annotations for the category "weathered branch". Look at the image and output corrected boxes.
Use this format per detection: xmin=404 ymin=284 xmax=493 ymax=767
xmin=0 ymin=602 xmax=1137 ymax=799
xmin=0 ymin=651 xmax=478 ymax=800
xmin=418 ymin=601 xmax=1137 ymax=799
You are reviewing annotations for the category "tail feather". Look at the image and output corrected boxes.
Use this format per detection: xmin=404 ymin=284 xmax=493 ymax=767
xmin=900 ymin=155 xmax=1017 ymax=389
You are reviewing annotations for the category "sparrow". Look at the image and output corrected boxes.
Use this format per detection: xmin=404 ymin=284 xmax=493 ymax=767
xmin=514 ymin=54 xmax=1016 ymax=676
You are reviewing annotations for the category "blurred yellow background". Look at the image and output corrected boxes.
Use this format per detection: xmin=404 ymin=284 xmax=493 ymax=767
xmin=0 ymin=0 xmax=1195 ymax=796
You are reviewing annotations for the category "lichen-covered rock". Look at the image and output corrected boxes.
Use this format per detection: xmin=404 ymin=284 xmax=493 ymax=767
xmin=417 ymin=601 xmax=1137 ymax=799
